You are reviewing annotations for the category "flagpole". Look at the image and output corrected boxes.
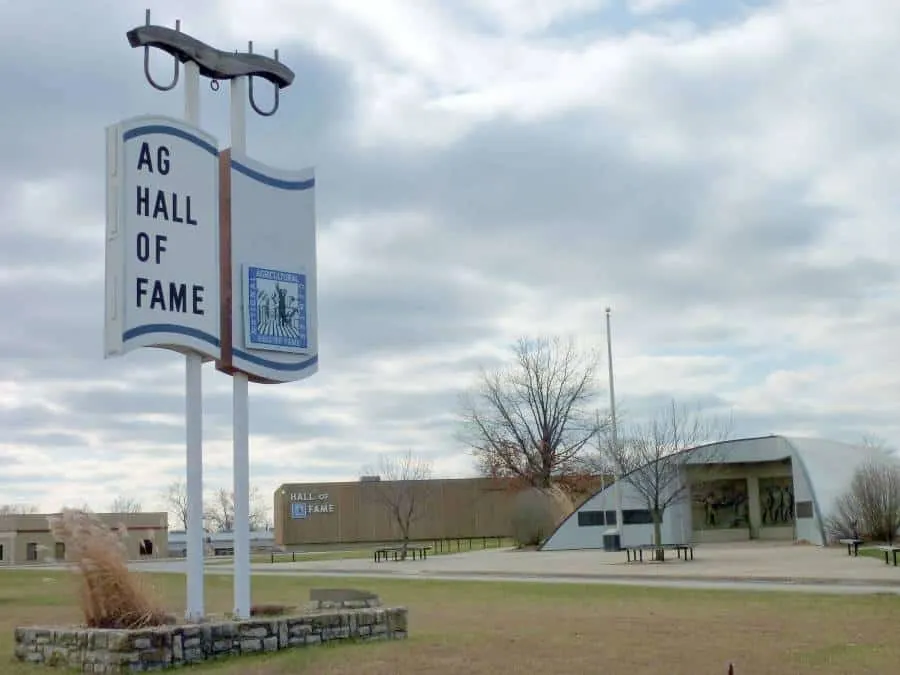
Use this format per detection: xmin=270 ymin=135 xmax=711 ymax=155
xmin=605 ymin=307 xmax=624 ymax=540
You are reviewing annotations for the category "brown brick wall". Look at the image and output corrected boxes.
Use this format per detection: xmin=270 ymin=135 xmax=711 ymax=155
xmin=274 ymin=477 xmax=602 ymax=547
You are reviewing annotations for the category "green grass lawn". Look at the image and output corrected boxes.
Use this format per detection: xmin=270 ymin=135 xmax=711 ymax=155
xmin=4 ymin=567 xmax=900 ymax=674
xmin=858 ymin=545 xmax=900 ymax=565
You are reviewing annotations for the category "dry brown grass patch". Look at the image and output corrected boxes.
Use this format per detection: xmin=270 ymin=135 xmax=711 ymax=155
xmin=47 ymin=508 xmax=170 ymax=629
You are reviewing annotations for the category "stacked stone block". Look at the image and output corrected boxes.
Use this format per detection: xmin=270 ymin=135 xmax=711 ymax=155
xmin=15 ymin=593 xmax=407 ymax=673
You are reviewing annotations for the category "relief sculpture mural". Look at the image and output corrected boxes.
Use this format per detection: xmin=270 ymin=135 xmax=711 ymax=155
xmin=759 ymin=477 xmax=794 ymax=525
xmin=691 ymin=478 xmax=749 ymax=530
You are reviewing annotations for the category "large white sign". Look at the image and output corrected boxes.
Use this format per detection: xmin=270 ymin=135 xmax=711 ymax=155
xmin=218 ymin=150 xmax=317 ymax=383
xmin=104 ymin=115 xmax=221 ymax=360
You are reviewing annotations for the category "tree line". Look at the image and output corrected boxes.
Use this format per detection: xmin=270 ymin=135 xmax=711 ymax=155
xmin=1 ymin=484 xmax=272 ymax=533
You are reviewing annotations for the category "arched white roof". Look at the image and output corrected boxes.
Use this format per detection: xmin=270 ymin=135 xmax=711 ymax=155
xmin=775 ymin=436 xmax=890 ymax=530
xmin=542 ymin=434 xmax=893 ymax=550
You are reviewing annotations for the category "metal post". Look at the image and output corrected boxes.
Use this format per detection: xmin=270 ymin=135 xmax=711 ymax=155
xmin=230 ymin=74 xmax=252 ymax=620
xmin=233 ymin=372 xmax=250 ymax=617
xmin=606 ymin=307 xmax=624 ymax=537
xmin=595 ymin=408 xmax=607 ymax=520
xmin=182 ymin=58 xmax=206 ymax=623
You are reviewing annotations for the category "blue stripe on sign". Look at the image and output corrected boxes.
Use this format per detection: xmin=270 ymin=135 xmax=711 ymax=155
xmin=122 ymin=325 xmax=317 ymax=372
xmin=123 ymin=125 xmax=219 ymax=156
xmin=231 ymin=159 xmax=315 ymax=191
xmin=123 ymin=324 xmax=221 ymax=347
xmin=232 ymin=348 xmax=318 ymax=372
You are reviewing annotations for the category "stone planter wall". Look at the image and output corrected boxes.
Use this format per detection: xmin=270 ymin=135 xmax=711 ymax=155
xmin=15 ymin=606 xmax=407 ymax=673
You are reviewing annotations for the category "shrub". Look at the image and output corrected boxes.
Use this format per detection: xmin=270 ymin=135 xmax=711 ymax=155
xmin=48 ymin=508 xmax=169 ymax=628
xmin=826 ymin=458 xmax=900 ymax=544
xmin=510 ymin=486 xmax=574 ymax=547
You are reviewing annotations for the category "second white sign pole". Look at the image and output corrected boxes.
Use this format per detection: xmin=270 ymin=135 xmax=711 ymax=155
xmin=230 ymin=73 xmax=252 ymax=620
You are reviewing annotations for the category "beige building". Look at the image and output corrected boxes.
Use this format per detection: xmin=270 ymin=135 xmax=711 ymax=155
xmin=275 ymin=477 xmax=514 ymax=547
xmin=0 ymin=512 xmax=168 ymax=565
xmin=274 ymin=476 xmax=605 ymax=548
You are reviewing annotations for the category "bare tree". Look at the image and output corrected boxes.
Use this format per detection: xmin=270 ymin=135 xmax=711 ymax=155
xmin=58 ymin=502 xmax=93 ymax=513
xmin=361 ymin=450 xmax=434 ymax=559
xmin=604 ymin=400 xmax=732 ymax=553
xmin=163 ymin=480 xmax=189 ymax=531
xmin=826 ymin=457 xmax=900 ymax=544
xmin=861 ymin=434 xmax=897 ymax=458
xmin=459 ymin=336 xmax=603 ymax=489
xmin=205 ymin=486 xmax=269 ymax=532
xmin=110 ymin=496 xmax=142 ymax=513
xmin=0 ymin=504 xmax=39 ymax=515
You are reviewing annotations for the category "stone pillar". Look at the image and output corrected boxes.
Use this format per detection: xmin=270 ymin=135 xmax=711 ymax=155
xmin=747 ymin=476 xmax=761 ymax=539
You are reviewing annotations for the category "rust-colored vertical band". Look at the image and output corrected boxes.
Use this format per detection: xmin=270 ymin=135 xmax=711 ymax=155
xmin=216 ymin=148 xmax=235 ymax=375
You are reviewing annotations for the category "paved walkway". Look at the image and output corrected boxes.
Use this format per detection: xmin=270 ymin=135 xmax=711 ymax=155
xmin=230 ymin=542 xmax=900 ymax=587
xmin=13 ymin=542 xmax=900 ymax=594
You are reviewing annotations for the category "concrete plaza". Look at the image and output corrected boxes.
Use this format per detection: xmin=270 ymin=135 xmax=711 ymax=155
xmin=258 ymin=542 xmax=900 ymax=586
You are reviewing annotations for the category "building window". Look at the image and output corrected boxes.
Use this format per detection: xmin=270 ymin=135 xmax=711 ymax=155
xmin=139 ymin=539 xmax=154 ymax=556
xmin=622 ymin=509 xmax=654 ymax=525
xmin=578 ymin=510 xmax=619 ymax=527
xmin=795 ymin=501 xmax=814 ymax=519
xmin=55 ymin=543 xmax=66 ymax=561
xmin=0 ymin=544 xmax=4 ymax=561
xmin=578 ymin=511 xmax=605 ymax=527
xmin=26 ymin=542 xmax=38 ymax=562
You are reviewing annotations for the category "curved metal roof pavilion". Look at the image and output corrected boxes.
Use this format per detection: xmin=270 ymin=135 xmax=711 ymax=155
xmin=541 ymin=435 xmax=891 ymax=550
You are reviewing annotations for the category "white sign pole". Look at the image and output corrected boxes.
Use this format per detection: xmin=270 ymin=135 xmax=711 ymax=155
xmin=183 ymin=59 xmax=206 ymax=623
xmin=119 ymin=9 xmax=300 ymax=624
xmin=230 ymin=73 xmax=252 ymax=620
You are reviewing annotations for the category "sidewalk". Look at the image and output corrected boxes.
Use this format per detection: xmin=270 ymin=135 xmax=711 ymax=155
xmin=252 ymin=543 xmax=900 ymax=587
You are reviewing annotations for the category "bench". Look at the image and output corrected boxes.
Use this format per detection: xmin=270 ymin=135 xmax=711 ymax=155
xmin=671 ymin=543 xmax=694 ymax=561
xmin=373 ymin=547 xmax=400 ymax=563
xmin=877 ymin=545 xmax=900 ymax=567
xmin=839 ymin=538 xmax=864 ymax=556
xmin=625 ymin=543 xmax=694 ymax=563
xmin=373 ymin=545 xmax=432 ymax=563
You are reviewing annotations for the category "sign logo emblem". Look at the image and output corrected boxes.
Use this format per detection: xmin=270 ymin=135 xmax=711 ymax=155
xmin=245 ymin=265 xmax=308 ymax=353
xmin=290 ymin=502 xmax=308 ymax=519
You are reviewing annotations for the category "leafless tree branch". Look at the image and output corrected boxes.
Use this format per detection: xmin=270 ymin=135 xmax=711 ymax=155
xmin=110 ymin=496 xmax=142 ymax=513
xmin=603 ymin=399 xmax=733 ymax=546
xmin=361 ymin=450 xmax=433 ymax=559
xmin=204 ymin=486 xmax=270 ymax=532
xmin=459 ymin=336 xmax=605 ymax=488
xmin=163 ymin=481 xmax=189 ymax=531
xmin=0 ymin=503 xmax=39 ymax=515
xmin=826 ymin=456 xmax=900 ymax=544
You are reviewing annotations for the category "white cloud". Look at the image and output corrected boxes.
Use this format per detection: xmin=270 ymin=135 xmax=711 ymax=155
xmin=628 ymin=0 xmax=690 ymax=16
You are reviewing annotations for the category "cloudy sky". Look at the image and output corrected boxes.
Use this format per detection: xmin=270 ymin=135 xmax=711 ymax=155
xmin=2 ymin=0 xmax=899 ymax=520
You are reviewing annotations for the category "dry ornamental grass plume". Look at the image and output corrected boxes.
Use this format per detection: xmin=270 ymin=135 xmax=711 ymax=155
xmin=47 ymin=508 xmax=170 ymax=629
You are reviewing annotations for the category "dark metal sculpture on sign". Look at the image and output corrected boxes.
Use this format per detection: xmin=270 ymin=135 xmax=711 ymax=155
xmin=127 ymin=9 xmax=295 ymax=115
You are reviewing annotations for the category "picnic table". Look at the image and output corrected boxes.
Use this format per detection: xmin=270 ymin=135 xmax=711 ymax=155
xmin=839 ymin=538 xmax=864 ymax=556
xmin=877 ymin=544 xmax=900 ymax=567
xmin=625 ymin=543 xmax=694 ymax=563
xmin=373 ymin=545 xmax=432 ymax=563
